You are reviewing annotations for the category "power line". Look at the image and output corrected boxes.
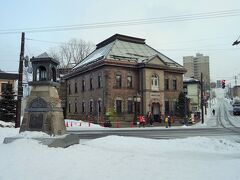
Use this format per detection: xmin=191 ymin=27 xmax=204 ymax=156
xmin=159 ymin=47 xmax=240 ymax=52
xmin=26 ymin=38 xmax=65 ymax=45
xmin=0 ymin=9 xmax=240 ymax=34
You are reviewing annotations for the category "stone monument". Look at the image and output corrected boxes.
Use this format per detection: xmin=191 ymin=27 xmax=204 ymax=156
xmin=20 ymin=52 xmax=66 ymax=135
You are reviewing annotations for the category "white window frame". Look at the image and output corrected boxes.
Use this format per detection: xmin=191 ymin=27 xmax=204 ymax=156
xmin=151 ymin=74 xmax=159 ymax=91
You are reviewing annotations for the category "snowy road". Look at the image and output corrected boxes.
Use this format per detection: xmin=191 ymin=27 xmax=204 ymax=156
xmin=68 ymin=127 xmax=240 ymax=139
xmin=200 ymin=98 xmax=240 ymax=128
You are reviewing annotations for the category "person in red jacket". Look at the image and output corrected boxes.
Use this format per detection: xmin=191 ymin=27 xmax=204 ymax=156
xmin=138 ymin=115 xmax=146 ymax=127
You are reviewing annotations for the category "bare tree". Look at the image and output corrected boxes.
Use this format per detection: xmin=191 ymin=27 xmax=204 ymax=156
xmin=50 ymin=38 xmax=94 ymax=68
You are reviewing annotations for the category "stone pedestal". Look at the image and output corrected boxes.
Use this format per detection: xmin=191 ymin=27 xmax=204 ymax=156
xmin=20 ymin=85 xmax=66 ymax=135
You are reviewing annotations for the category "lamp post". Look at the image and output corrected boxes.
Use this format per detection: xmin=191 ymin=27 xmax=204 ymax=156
xmin=133 ymin=95 xmax=141 ymax=125
xmin=183 ymin=87 xmax=188 ymax=126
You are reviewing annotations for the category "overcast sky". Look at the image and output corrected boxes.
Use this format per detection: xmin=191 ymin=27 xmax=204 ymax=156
xmin=0 ymin=0 xmax=239 ymax=85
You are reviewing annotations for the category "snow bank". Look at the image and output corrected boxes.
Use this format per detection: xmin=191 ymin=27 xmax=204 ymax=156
xmin=0 ymin=120 xmax=15 ymax=128
xmin=65 ymin=119 xmax=104 ymax=130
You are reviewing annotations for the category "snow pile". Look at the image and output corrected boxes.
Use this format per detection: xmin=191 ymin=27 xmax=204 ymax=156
xmin=17 ymin=131 xmax=51 ymax=138
xmin=0 ymin=120 xmax=15 ymax=128
xmin=1 ymin=127 xmax=240 ymax=180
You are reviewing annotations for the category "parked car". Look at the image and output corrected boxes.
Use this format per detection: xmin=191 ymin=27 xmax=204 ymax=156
xmin=233 ymin=106 xmax=240 ymax=115
xmin=232 ymin=100 xmax=240 ymax=107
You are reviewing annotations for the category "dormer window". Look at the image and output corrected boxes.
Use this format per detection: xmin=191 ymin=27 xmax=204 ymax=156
xmin=151 ymin=74 xmax=159 ymax=91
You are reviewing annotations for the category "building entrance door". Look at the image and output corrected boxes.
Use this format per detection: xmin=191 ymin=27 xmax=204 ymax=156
xmin=152 ymin=102 xmax=160 ymax=122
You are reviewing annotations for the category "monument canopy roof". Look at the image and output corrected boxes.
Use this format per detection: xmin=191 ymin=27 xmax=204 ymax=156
xmin=31 ymin=52 xmax=59 ymax=65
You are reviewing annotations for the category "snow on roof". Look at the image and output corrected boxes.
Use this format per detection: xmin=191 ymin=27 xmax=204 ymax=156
xmin=74 ymin=41 xmax=114 ymax=69
xmin=183 ymin=77 xmax=200 ymax=83
xmin=74 ymin=34 xmax=183 ymax=69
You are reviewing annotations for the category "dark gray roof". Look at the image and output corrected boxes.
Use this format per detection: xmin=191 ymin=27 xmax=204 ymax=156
xmin=31 ymin=52 xmax=59 ymax=65
xmin=36 ymin=52 xmax=51 ymax=58
xmin=0 ymin=72 xmax=18 ymax=80
xmin=74 ymin=34 xmax=183 ymax=69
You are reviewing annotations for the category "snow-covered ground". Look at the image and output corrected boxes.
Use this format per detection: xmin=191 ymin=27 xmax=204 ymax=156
xmin=1 ymin=126 xmax=240 ymax=179
xmin=1 ymin=88 xmax=240 ymax=180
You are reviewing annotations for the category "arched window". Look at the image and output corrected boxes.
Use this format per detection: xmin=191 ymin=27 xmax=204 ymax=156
xmin=74 ymin=99 xmax=78 ymax=113
xmin=98 ymin=98 xmax=102 ymax=113
xmin=151 ymin=74 xmax=159 ymax=91
xmin=37 ymin=66 xmax=47 ymax=81
xmin=115 ymin=97 xmax=123 ymax=114
xmin=89 ymin=99 xmax=93 ymax=113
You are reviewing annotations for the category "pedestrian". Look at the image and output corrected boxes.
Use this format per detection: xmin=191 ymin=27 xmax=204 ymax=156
xmin=138 ymin=114 xmax=146 ymax=127
xmin=147 ymin=111 xmax=153 ymax=126
xmin=165 ymin=116 xmax=169 ymax=128
xmin=168 ymin=116 xmax=171 ymax=127
xmin=212 ymin=109 xmax=215 ymax=116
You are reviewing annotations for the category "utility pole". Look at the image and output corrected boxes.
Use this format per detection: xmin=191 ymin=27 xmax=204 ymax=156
xmin=201 ymin=73 xmax=204 ymax=124
xmin=15 ymin=32 xmax=25 ymax=128
xmin=232 ymin=36 xmax=240 ymax=46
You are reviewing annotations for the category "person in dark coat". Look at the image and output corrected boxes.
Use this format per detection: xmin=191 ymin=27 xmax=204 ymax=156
xmin=147 ymin=111 xmax=153 ymax=126
xmin=168 ymin=116 xmax=171 ymax=127
xmin=212 ymin=109 xmax=215 ymax=116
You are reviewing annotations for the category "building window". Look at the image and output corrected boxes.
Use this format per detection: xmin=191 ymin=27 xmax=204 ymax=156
xmin=68 ymin=84 xmax=71 ymax=95
xmin=90 ymin=78 xmax=93 ymax=90
xmin=151 ymin=74 xmax=159 ymax=91
xmin=82 ymin=102 xmax=85 ymax=113
xmin=82 ymin=80 xmax=85 ymax=92
xmin=98 ymin=100 xmax=102 ymax=113
xmin=98 ymin=76 xmax=102 ymax=88
xmin=127 ymin=100 xmax=133 ymax=113
xmin=90 ymin=100 xmax=93 ymax=113
xmin=75 ymin=82 xmax=78 ymax=93
xmin=127 ymin=76 xmax=132 ymax=88
xmin=173 ymin=80 xmax=177 ymax=90
xmin=165 ymin=101 xmax=169 ymax=115
xmin=74 ymin=101 xmax=77 ymax=113
xmin=164 ymin=79 xmax=169 ymax=90
xmin=116 ymin=100 xmax=122 ymax=113
xmin=116 ymin=75 xmax=122 ymax=88
xmin=68 ymin=102 xmax=71 ymax=113
xmin=1 ymin=83 xmax=9 ymax=92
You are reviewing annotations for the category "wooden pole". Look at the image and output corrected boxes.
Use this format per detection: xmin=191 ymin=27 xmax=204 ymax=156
xmin=15 ymin=32 xmax=25 ymax=128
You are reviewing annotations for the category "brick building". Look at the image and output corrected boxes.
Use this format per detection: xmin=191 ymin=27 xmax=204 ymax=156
xmin=64 ymin=34 xmax=186 ymax=123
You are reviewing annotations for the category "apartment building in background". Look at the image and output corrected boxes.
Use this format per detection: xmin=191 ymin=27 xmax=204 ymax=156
xmin=183 ymin=53 xmax=210 ymax=90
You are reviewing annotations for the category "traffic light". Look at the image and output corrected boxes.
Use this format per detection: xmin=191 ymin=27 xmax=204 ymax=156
xmin=221 ymin=80 xmax=226 ymax=89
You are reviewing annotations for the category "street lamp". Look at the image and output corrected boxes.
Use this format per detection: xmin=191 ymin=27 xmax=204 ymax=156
xmin=183 ymin=86 xmax=188 ymax=126
xmin=133 ymin=95 xmax=141 ymax=125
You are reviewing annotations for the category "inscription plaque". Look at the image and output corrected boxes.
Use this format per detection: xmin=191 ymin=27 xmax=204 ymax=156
xmin=29 ymin=114 xmax=43 ymax=130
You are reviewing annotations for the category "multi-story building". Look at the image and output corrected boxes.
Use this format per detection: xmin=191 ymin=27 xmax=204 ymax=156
xmin=64 ymin=34 xmax=186 ymax=122
xmin=183 ymin=53 xmax=210 ymax=90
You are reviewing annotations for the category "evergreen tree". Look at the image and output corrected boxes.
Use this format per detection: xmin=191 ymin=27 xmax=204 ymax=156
xmin=176 ymin=92 xmax=190 ymax=117
xmin=0 ymin=83 xmax=16 ymax=122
